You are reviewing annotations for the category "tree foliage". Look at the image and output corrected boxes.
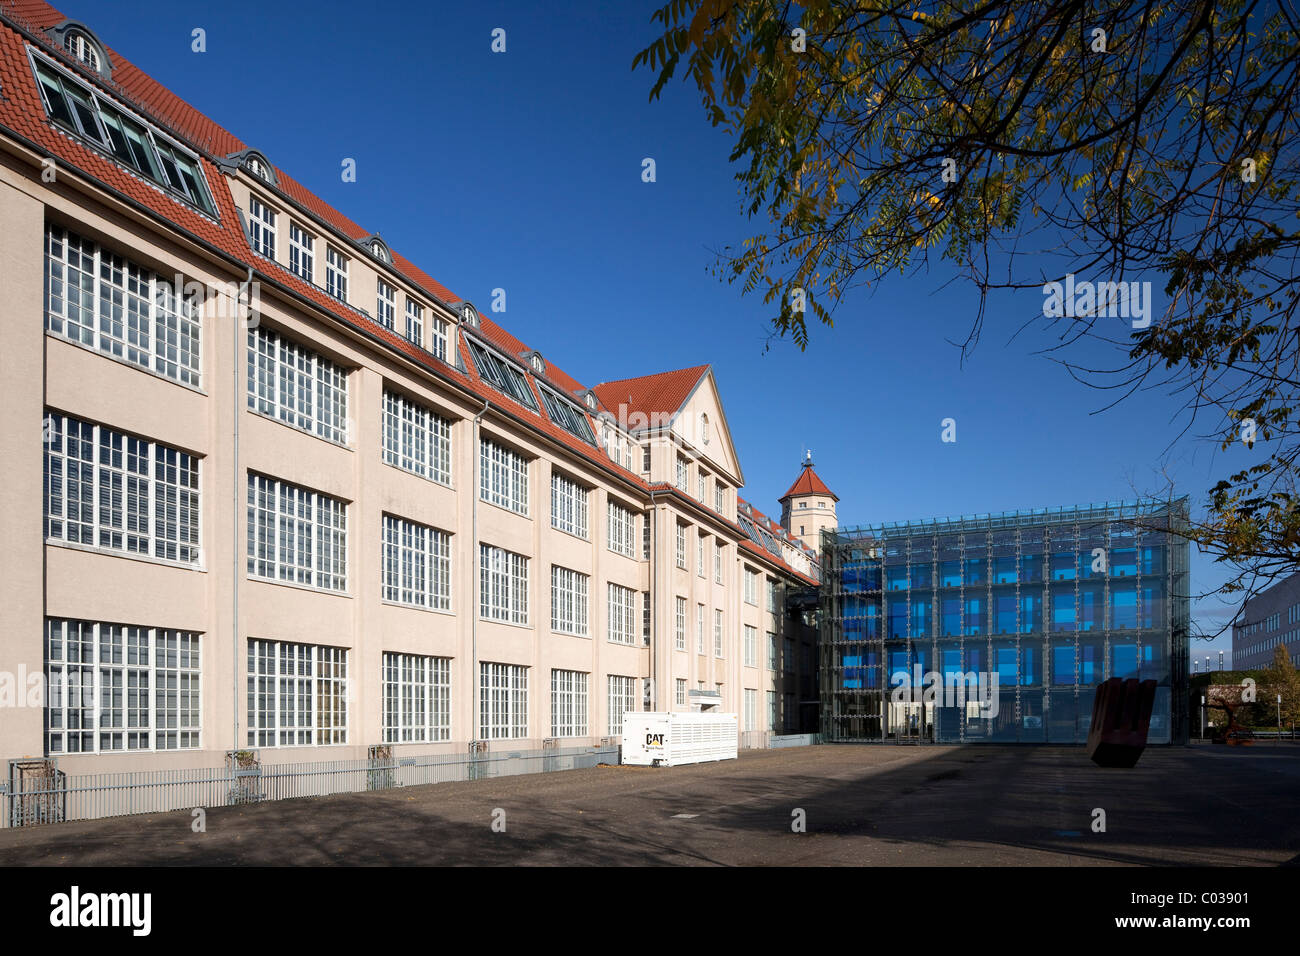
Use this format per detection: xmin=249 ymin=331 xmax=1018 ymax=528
xmin=635 ymin=0 xmax=1300 ymax=607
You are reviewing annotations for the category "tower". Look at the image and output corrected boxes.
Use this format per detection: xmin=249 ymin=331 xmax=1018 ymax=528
xmin=779 ymin=451 xmax=838 ymax=551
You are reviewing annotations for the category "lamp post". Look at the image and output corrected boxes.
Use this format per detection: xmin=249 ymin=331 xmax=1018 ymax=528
xmin=1201 ymin=694 xmax=1206 ymax=740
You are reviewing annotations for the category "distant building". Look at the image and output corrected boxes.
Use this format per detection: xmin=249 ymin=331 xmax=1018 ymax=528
xmin=1231 ymin=572 xmax=1300 ymax=669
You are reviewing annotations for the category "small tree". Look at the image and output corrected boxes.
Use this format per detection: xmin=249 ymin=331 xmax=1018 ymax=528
xmin=1267 ymin=644 xmax=1300 ymax=729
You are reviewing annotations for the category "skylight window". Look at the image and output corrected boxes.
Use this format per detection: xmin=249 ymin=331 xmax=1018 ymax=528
xmin=467 ymin=339 xmax=537 ymax=410
xmin=539 ymin=385 xmax=596 ymax=444
xmin=30 ymin=51 xmax=216 ymax=217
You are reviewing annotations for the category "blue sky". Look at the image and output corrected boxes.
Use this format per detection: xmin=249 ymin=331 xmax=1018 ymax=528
xmin=58 ymin=0 xmax=1256 ymax=660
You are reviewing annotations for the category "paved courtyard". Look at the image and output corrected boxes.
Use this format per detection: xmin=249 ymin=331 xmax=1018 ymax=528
xmin=1 ymin=743 xmax=1297 ymax=866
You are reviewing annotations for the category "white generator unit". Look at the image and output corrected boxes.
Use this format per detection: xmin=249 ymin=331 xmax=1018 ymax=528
xmin=620 ymin=712 xmax=739 ymax=767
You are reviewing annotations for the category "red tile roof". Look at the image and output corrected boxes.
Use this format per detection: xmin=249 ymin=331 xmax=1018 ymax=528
xmin=592 ymin=365 xmax=709 ymax=422
xmin=0 ymin=1 xmax=821 ymax=586
xmin=780 ymin=463 xmax=838 ymax=502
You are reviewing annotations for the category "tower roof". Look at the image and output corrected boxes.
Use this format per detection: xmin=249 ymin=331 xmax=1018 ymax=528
xmin=780 ymin=458 xmax=838 ymax=502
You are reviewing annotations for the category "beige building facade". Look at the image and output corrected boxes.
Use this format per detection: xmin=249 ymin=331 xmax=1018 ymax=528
xmin=0 ymin=1 xmax=821 ymax=777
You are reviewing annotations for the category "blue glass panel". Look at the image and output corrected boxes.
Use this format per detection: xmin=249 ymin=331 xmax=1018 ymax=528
xmin=1112 ymin=585 xmax=1137 ymax=629
xmin=1051 ymin=552 xmax=1076 ymax=581
xmin=941 ymin=598 xmax=961 ymax=637
xmin=940 ymin=561 xmax=961 ymax=586
xmin=1021 ymin=645 xmax=1038 ymax=686
xmin=1079 ymin=586 xmax=1102 ymax=631
xmin=1052 ymin=591 xmax=1076 ymax=631
xmin=1052 ymin=644 xmax=1076 ymax=685
xmin=965 ymin=596 xmax=983 ymax=636
xmin=994 ymin=593 xmax=1016 ymax=634
xmin=1112 ymin=642 xmax=1139 ymax=679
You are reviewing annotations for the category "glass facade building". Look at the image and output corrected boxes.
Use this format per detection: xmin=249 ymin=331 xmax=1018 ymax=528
xmin=820 ymin=500 xmax=1190 ymax=744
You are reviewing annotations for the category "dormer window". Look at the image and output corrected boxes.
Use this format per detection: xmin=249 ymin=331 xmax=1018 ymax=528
xmin=64 ymin=30 xmax=100 ymax=72
xmin=584 ymin=392 xmax=597 ymax=411
xmin=371 ymin=240 xmax=390 ymax=263
xmin=529 ymin=353 xmax=545 ymax=374
xmin=246 ymin=155 xmax=271 ymax=181
xmin=459 ymin=302 xmax=479 ymax=328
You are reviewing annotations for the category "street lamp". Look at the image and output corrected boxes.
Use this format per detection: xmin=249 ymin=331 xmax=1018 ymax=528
xmin=1201 ymin=694 xmax=1206 ymax=739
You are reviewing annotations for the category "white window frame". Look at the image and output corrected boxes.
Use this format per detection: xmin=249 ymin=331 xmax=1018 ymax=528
xmin=608 ymin=584 xmax=637 ymax=646
xmin=381 ymin=514 xmax=451 ymax=610
xmin=326 ymin=245 xmax=348 ymax=301
xmin=675 ymin=596 xmax=687 ymax=651
xmin=381 ymin=389 xmax=452 ymax=485
xmin=744 ymin=625 xmax=757 ymax=667
xmin=247 ymin=325 xmax=349 ymax=445
xmin=550 ymin=472 xmax=589 ymax=539
xmin=480 ymin=662 xmax=528 ymax=739
xmin=607 ymin=501 xmax=636 ymax=558
xmin=480 ymin=544 xmax=529 ymax=625
xmin=676 ymin=523 xmax=687 ymax=569
xmin=744 ymin=567 xmax=759 ymax=605
xmin=288 ymin=222 xmax=314 ymax=283
xmin=248 ymin=195 xmax=276 ymax=260
xmin=550 ymin=669 xmax=588 ymax=737
xmin=246 ymin=473 xmax=347 ymax=591
xmin=382 ymin=652 xmax=451 ymax=743
xmin=607 ymin=675 xmax=638 ymax=736
xmin=376 ymin=277 xmax=396 ymax=331
xmin=479 ymin=437 xmax=529 ymax=515
xmin=247 ymin=639 xmax=348 ymax=747
xmin=550 ymin=566 xmax=589 ymax=637
xmin=45 ymin=618 xmax=200 ymax=754
xmin=44 ymin=413 xmax=201 ymax=564
xmin=44 ymin=226 xmax=202 ymax=387
xmin=405 ymin=298 xmax=424 ymax=349
xmin=697 ymin=604 xmax=705 ymax=654
xmin=675 ymin=678 xmax=687 ymax=707
xmin=714 ymin=609 xmax=724 ymax=657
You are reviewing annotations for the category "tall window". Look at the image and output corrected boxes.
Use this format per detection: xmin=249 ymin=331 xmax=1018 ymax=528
xmin=608 ymin=675 xmax=638 ymax=735
xmin=381 ymin=390 xmax=452 ymax=485
xmin=288 ymin=222 xmax=314 ymax=282
xmin=714 ymin=609 xmax=724 ymax=657
xmin=246 ymin=474 xmax=347 ymax=591
xmin=381 ymin=514 xmax=451 ymax=610
xmin=744 ymin=625 xmax=757 ymax=667
xmin=676 ymin=678 xmax=687 ymax=707
xmin=676 ymin=524 xmax=687 ymax=568
xmin=248 ymin=196 xmax=276 ymax=259
xmin=697 ymin=471 xmax=706 ymax=501
xmin=382 ymin=653 xmax=451 ymax=743
xmin=676 ymin=456 xmax=688 ymax=491
xmin=44 ymin=413 xmax=200 ymax=563
xmin=551 ymin=472 xmax=589 ymax=538
xmin=608 ymin=584 xmax=637 ymax=645
xmin=45 ymin=619 xmax=199 ymax=753
xmin=767 ymin=578 xmax=779 ymax=613
xmin=405 ymin=298 xmax=423 ymax=348
xmin=715 ymin=540 xmax=723 ymax=583
xmin=744 ymin=688 xmax=757 ymax=730
xmin=697 ymin=604 xmax=705 ymax=653
xmin=480 ymin=544 xmax=529 ymax=624
xmin=480 ymin=662 xmax=528 ymax=739
xmin=247 ymin=640 xmax=347 ymax=747
xmin=480 ymin=438 xmax=529 ymax=515
xmin=45 ymin=227 xmax=201 ymax=386
xmin=247 ymin=325 xmax=348 ymax=444
xmin=744 ymin=568 xmax=759 ymax=605
xmin=715 ymin=483 xmax=725 ymax=513
xmin=325 ymin=246 xmax=348 ymax=301
xmin=768 ymin=631 xmax=779 ymax=669
xmin=698 ymin=534 xmax=706 ymax=577
xmin=551 ymin=669 xmax=588 ymax=737
xmin=428 ymin=313 xmax=449 ymax=362
xmin=376 ymin=277 xmax=396 ymax=330
xmin=675 ymin=597 xmax=687 ymax=651
xmin=607 ymin=502 xmax=636 ymax=558
xmin=768 ymin=690 xmax=778 ymax=731
xmin=551 ymin=566 xmax=589 ymax=636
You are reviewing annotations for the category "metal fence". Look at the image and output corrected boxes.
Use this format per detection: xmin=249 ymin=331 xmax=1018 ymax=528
xmin=740 ymin=731 xmax=824 ymax=750
xmin=3 ymin=744 xmax=619 ymax=829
